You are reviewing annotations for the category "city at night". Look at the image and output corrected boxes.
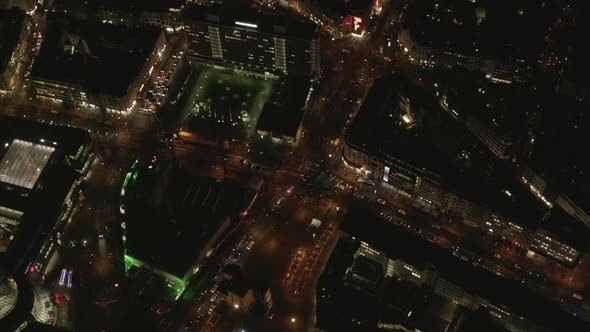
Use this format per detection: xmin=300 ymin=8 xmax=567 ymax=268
xmin=1 ymin=0 xmax=589 ymax=331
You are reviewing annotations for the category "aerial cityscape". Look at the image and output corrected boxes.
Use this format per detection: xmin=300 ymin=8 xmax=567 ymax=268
xmin=0 ymin=0 xmax=589 ymax=331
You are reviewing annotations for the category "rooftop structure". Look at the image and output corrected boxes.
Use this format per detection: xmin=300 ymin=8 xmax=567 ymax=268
xmin=184 ymin=4 xmax=320 ymax=78
xmin=0 ymin=140 xmax=55 ymax=190
xmin=30 ymin=14 xmax=164 ymax=112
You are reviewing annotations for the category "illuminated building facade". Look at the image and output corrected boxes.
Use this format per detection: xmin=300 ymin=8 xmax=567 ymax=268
xmin=343 ymin=75 xmax=590 ymax=267
xmin=30 ymin=15 xmax=166 ymax=114
xmin=184 ymin=4 xmax=320 ymax=79
xmin=399 ymin=0 xmax=558 ymax=83
xmin=0 ymin=117 xmax=93 ymax=330
xmin=0 ymin=9 xmax=30 ymax=92
xmin=319 ymin=209 xmax=590 ymax=331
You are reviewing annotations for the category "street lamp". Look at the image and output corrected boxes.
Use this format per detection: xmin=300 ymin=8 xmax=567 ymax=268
xmin=234 ymin=303 xmax=240 ymax=309
xmin=290 ymin=317 xmax=296 ymax=324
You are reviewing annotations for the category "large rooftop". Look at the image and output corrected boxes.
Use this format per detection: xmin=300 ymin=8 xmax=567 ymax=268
xmin=402 ymin=0 xmax=557 ymax=61
xmin=123 ymin=160 xmax=254 ymax=278
xmin=30 ymin=14 xmax=161 ymax=97
xmin=183 ymin=4 xmax=318 ymax=40
xmin=0 ymin=140 xmax=55 ymax=190
xmin=0 ymin=8 xmax=25 ymax=73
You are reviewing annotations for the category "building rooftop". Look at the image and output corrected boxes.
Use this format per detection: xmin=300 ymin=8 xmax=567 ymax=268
xmin=53 ymin=0 xmax=185 ymax=12
xmin=183 ymin=4 xmax=318 ymax=41
xmin=0 ymin=140 xmax=55 ymax=190
xmin=346 ymin=74 xmax=546 ymax=227
xmin=123 ymin=161 xmax=254 ymax=278
xmin=339 ymin=208 xmax=590 ymax=331
xmin=256 ymin=103 xmax=304 ymax=139
xmin=30 ymin=14 xmax=161 ymax=97
xmin=402 ymin=0 xmax=556 ymax=62
xmin=0 ymin=116 xmax=91 ymax=267
xmin=437 ymin=69 xmax=529 ymax=141
xmin=256 ymin=75 xmax=311 ymax=139
xmin=0 ymin=8 xmax=25 ymax=74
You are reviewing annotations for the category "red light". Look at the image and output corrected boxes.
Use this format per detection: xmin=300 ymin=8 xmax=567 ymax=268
xmin=30 ymin=266 xmax=36 ymax=273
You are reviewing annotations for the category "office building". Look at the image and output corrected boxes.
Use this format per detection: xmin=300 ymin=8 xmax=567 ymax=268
xmin=256 ymin=75 xmax=312 ymax=143
xmin=399 ymin=0 xmax=558 ymax=82
xmin=287 ymin=0 xmax=374 ymax=36
xmin=0 ymin=8 xmax=30 ymax=92
xmin=52 ymin=0 xmax=185 ymax=28
xmin=435 ymin=72 xmax=529 ymax=160
xmin=30 ymin=14 xmax=165 ymax=114
xmin=184 ymin=4 xmax=320 ymax=79
xmin=0 ymin=116 xmax=93 ymax=331
xmin=316 ymin=208 xmax=590 ymax=331
xmin=343 ymin=74 xmax=590 ymax=267
xmin=529 ymin=207 xmax=590 ymax=266
xmin=121 ymin=159 xmax=256 ymax=303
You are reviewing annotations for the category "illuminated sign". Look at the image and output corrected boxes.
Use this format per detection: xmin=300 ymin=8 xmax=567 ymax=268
xmin=353 ymin=16 xmax=363 ymax=31
xmin=235 ymin=21 xmax=258 ymax=29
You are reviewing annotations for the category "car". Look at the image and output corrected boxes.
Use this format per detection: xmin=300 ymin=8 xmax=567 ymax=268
xmin=397 ymin=209 xmax=407 ymax=216
xmin=377 ymin=198 xmax=386 ymax=205
xmin=246 ymin=241 xmax=255 ymax=250
xmin=208 ymin=305 xmax=216 ymax=315
xmin=210 ymin=293 xmax=217 ymax=302
xmin=210 ymin=285 xmax=218 ymax=294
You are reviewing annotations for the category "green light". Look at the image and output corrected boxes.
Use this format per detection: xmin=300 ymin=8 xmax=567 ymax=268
xmin=124 ymin=254 xmax=136 ymax=273
xmin=123 ymin=172 xmax=132 ymax=188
